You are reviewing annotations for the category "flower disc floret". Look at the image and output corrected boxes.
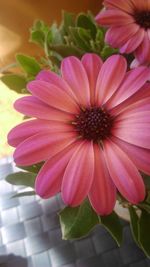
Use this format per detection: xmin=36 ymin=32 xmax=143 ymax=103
xmin=74 ymin=107 xmax=113 ymax=142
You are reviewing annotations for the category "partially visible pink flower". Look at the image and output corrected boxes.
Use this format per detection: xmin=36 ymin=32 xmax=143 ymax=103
xmin=8 ymin=53 xmax=150 ymax=215
xmin=96 ymin=0 xmax=150 ymax=66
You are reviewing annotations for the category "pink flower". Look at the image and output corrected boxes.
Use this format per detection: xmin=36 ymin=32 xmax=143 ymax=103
xmin=96 ymin=0 xmax=150 ymax=66
xmin=8 ymin=53 xmax=150 ymax=215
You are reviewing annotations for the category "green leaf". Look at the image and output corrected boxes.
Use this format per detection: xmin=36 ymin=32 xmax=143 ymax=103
xmin=30 ymin=30 xmax=45 ymax=47
xmin=30 ymin=20 xmax=49 ymax=47
xmin=96 ymin=29 xmax=104 ymax=45
xmin=5 ymin=171 xmax=36 ymax=188
xmin=32 ymin=20 xmax=45 ymax=31
xmin=69 ymin=27 xmax=90 ymax=51
xmin=101 ymin=46 xmax=118 ymax=60
xmin=128 ymin=206 xmax=140 ymax=245
xmin=12 ymin=191 xmax=36 ymax=198
xmin=62 ymin=11 xmax=75 ymax=34
xmin=48 ymin=23 xmax=63 ymax=45
xmin=32 ymin=20 xmax=49 ymax=34
xmin=59 ymin=199 xmax=99 ymax=239
xmin=16 ymin=54 xmax=41 ymax=76
xmin=49 ymin=44 xmax=83 ymax=57
xmin=78 ymin=28 xmax=91 ymax=43
xmin=1 ymin=74 xmax=27 ymax=93
xmin=99 ymin=211 xmax=123 ymax=246
xmin=138 ymin=210 xmax=150 ymax=257
xmin=17 ymin=162 xmax=44 ymax=174
xmin=76 ymin=13 xmax=97 ymax=39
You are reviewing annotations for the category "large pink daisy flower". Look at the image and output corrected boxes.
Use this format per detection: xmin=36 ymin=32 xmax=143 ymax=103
xmin=8 ymin=53 xmax=150 ymax=215
xmin=96 ymin=0 xmax=150 ymax=66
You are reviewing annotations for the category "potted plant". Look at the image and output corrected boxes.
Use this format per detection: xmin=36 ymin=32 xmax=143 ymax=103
xmin=2 ymin=0 xmax=150 ymax=258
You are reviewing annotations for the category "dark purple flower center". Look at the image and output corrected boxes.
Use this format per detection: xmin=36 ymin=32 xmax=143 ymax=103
xmin=74 ymin=107 xmax=113 ymax=142
xmin=134 ymin=10 xmax=150 ymax=29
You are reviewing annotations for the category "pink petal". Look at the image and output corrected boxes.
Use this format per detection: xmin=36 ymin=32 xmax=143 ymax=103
xmin=120 ymin=28 xmax=145 ymax=53
xmin=126 ymin=83 xmax=150 ymax=101
xmin=36 ymin=70 xmax=54 ymax=81
xmin=114 ymin=120 xmax=150 ymax=130
xmin=7 ymin=119 xmax=73 ymax=147
xmin=114 ymin=96 xmax=150 ymax=121
xmin=116 ymin=111 xmax=150 ymax=123
xmin=116 ymin=97 xmax=150 ymax=115
xmin=105 ymin=24 xmax=139 ymax=48
xmin=88 ymin=144 xmax=116 ymax=215
xmin=61 ymin=56 xmax=90 ymax=106
xmin=131 ymin=0 xmax=150 ymax=10
xmin=109 ymin=83 xmax=150 ymax=116
xmin=36 ymin=70 xmax=78 ymax=102
xmin=95 ymin=55 xmax=127 ymax=105
xmin=147 ymin=29 xmax=150 ymax=41
xmin=81 ymin=53 xmax=103 ymax=105
xmin=27 ymin=80 xmax=79 ymax=114
xmin=14 ymin=96 xmax=74 ymax=122
xmin=14 ymin=131 xmax=77 ymax=166
xmin=107 ymin=67 xmax=150 ymax=110
xmin=96 ymin=9 xmax=134 ymax=26
xmin=103 ymin=0 xmax=134 ymax=13
xmin=35 ymin=141 xmax=80 ymax=198
xmin=62 ymin=141 xmax=94 ymax=207
xmin=103 ymin=139 xmax=145 ymax=204
xmin=148 ymin=0 xmax=150 ymax=9
xmin=135 ymin=32 xmax=150 ymax=65
xmin=130 ymin=58 xmax=141 ymax=69
xmin=111 ymin=136 xmax=150 ymax=175
xmin=112 ymin=113 xmax=150 ymax=149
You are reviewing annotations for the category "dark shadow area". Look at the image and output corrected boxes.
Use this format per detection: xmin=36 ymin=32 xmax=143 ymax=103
xmin=0 ymin=254 xmax=28 ymax=267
